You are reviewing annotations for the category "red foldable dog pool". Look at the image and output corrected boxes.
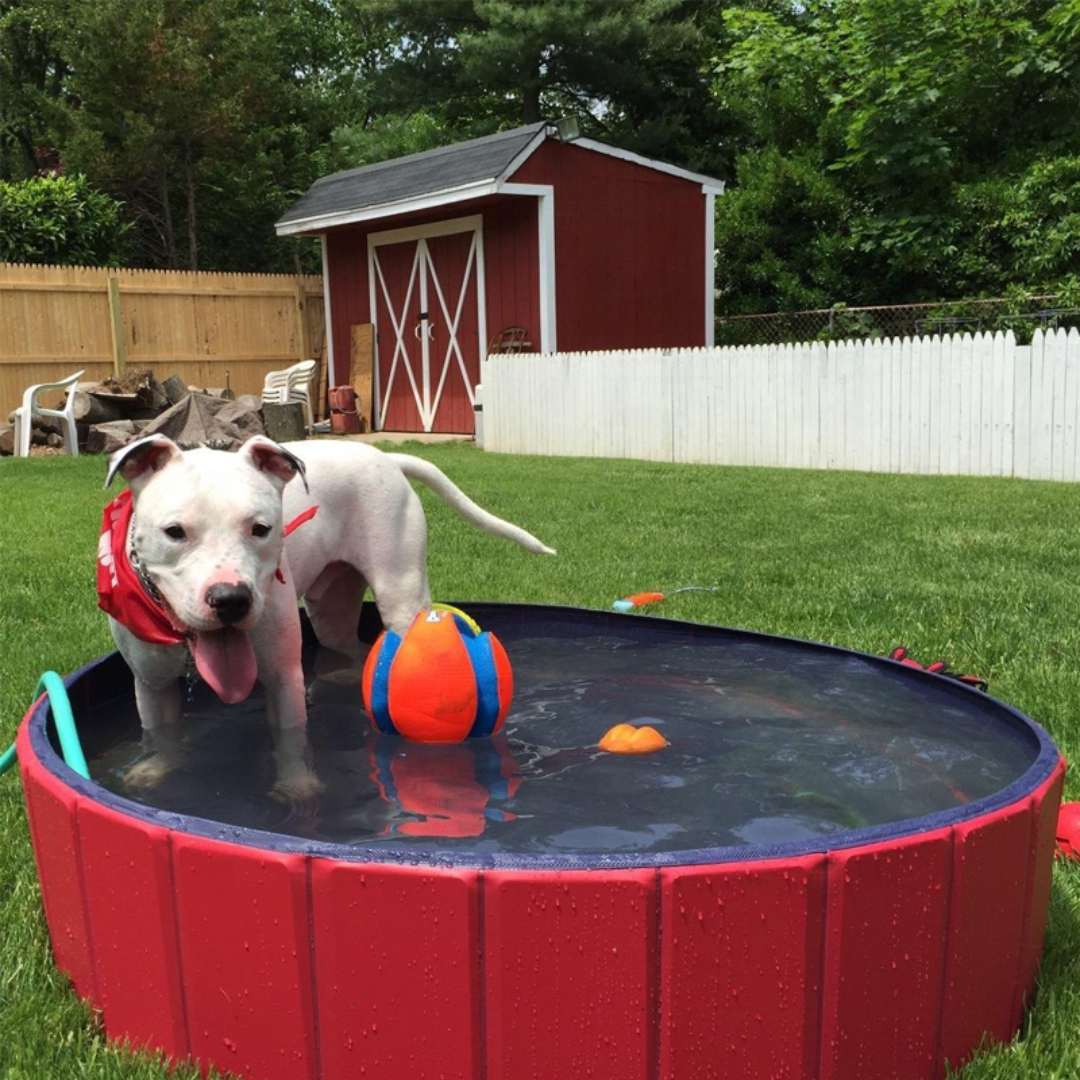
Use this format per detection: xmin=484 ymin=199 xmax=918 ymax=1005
xmin=18 ymin=604 xmax=1063 ymax=1080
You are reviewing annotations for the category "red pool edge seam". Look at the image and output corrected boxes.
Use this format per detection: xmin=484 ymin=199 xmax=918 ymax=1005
xmin=165 ymin=831 xmax=193 ymax=1059
xmin=16 ymin=711 xmax=1067 ymax=1080
xmin=304 ymin=858 xmax=325 ymax=1080
xmin=651 ymin=866 xmax=663 ymax=1080
xmin=476 ymin=864 xmax=488 ymax=1080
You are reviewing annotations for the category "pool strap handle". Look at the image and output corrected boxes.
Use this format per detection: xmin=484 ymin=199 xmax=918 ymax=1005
xmin=887 ymin=647 xmax=987 ymax=692
xmin=0 ymin=671 xmax=88 ymax=779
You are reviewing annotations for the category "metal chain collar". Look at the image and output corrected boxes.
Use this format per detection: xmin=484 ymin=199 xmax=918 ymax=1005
xmin=127 ymin=516 xmax=165 ymax=606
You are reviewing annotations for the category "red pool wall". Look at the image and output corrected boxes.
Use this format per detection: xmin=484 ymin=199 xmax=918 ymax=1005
xmin=17 ymin=718 xmax=1064 ymax=1080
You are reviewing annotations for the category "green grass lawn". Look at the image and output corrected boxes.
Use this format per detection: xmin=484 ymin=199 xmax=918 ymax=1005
xmin=3 ymin=443 xmax=1080 ymax=1079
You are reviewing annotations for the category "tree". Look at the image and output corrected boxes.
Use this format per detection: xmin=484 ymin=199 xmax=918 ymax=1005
xmin=330 ymin=0 xmax=729 ymax=177
xmin=0 ymin=0 xmax=70 ymax=179
xmin=0 ymin=174 xmax=130 ymax=265
xmin=713 ymin=0 xmax=1080 ymax=311
xmin=34 ymin=0 xmax=384 ymax=272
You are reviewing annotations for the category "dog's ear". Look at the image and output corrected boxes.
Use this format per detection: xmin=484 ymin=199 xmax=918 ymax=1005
xmin=239 ymin=436 xmax=309 ymax=493
xmin=105 ymin=436 xmax=182 ymax=491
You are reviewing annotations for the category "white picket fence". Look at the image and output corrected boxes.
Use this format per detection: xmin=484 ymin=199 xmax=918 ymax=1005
xmin=482 ymin=329 xmax=1080 ymax=480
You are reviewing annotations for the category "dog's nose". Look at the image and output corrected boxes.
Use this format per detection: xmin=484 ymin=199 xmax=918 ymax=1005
xmin=205 ymin=583 xmax=253 ymax=625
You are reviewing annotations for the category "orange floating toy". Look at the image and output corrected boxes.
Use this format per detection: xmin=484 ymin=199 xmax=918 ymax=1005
xmin=599 ymin=723 xmax=669 ymax=754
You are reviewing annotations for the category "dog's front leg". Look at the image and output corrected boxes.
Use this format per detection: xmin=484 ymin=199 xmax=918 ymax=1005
xmin=251 ymin=580 xmax=323 ymax=804
xmin=110 ymin=619 xmax=187 ymax=788
xmin=130 ymin=676 xmax=184 ymax=786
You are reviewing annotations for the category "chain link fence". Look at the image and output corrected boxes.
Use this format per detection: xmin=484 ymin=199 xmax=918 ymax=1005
xmin=715 ymin=294 xmax=1080 ymax=346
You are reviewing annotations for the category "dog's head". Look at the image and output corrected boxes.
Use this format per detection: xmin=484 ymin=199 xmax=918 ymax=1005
xmin=106 ymin=435 xmax=306 ymax=702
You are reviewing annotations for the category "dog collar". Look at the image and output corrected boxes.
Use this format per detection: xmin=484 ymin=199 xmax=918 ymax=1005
xmin=97 ymin=492 xmax=321 ymax=645
xmin=127 ymin=517 xmax=164 ymax=606
xmin=274 ymin=504 xmax=319 ymax=583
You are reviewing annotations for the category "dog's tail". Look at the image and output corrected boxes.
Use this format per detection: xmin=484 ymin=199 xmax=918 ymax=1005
xmin=386 ymin=453 xmax=556 ymax=555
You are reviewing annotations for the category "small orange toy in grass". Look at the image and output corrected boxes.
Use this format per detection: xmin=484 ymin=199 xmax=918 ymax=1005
xmin=599 ymin=723 xmax=669 ymax=754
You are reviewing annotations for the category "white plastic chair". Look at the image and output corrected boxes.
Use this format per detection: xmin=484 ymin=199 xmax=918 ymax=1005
xmin=261 ymin=359 xmax=317 ymax=433
xmin=12 ymin=369 xmax=85 ymax=457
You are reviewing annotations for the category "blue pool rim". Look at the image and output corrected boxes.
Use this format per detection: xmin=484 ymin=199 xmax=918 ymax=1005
xmin=26 ymin=603 xmax=1062 ymax=872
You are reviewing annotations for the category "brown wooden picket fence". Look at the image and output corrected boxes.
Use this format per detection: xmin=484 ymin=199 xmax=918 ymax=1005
xmin=0 ymin=263 xmax=325 ymax=419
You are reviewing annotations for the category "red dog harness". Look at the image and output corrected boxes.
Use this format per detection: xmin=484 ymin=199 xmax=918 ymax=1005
xmin=96 ymin=489 xmax=318 ymax=645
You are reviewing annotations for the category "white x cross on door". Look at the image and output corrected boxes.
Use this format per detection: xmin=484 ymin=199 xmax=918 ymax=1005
xmin=368 ymin=216 xmax=487 ymax=433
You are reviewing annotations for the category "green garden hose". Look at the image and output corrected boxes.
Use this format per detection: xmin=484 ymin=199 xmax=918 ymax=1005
xmin=0 ymin=671 xmax=88 ymax=780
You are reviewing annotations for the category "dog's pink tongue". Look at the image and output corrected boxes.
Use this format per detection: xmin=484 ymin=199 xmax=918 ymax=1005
xmin=191 ymin=628 xmax=257 ymax=704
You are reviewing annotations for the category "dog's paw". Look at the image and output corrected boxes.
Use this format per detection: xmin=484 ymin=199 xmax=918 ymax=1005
xmin=123 ymin=754 xmax=179 ymax=790
xmin=270 ymin=770 xmax=326 ymax=808
xmin=313 ymin=664 xmax=365 ymax=688
xmin=312 ymin=648 xmax=367 ymax=686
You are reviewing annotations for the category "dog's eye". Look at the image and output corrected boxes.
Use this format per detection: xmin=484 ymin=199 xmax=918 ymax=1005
xmin=251 ymin=523 xmax=271 ymax=538
xmin=163 ymin=525 xmax=186 ymax=541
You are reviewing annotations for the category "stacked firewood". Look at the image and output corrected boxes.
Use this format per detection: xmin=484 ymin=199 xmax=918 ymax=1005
xmin=1 ymin=369 xmax=269 ymax=455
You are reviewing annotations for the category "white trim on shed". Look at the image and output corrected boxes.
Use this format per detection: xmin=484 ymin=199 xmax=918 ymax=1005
xmin=704 ymin=191 xmax=716 ymax=348
xmin=276 ymin=180 xmax=499 ymax=237
xmin=319 ymin=234 xmax=336 ymax=381
xmin=569 ymin=137 xmax=726 ymax=194
xmin=275 ymin=129 xmax=724 ymax=238
xmin=498 ymin=182 xmax=557 ymax=354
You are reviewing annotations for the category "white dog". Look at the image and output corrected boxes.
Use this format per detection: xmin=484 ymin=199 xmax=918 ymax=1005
xmin=98 ymin=435 xmax=554 ymax=799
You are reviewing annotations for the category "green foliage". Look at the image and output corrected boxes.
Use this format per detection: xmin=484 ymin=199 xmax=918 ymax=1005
xmin=814 ymin=304 xmax=882 ymax=343
xmin=3 ymin=0 xmax=1076 ymax=306
xmin=715 ymin=148 xmax=856 ymax=315
xmin=0 ymin=0 xmax=72 ymax=179
xmin=714 ymin=0 xmax=1080 ymax=314
xmin=0 ymin=173 xmax=129 ymax=265
xmin=953 ymin=157 xmax=1080 ymax=291
xmin=715 ymin=7 xmax=834 ymax=156
xmin=1 ymin=0 xmax=727 ymax=272
xmin=328 ymin=0 xmax=726 ymax=174
xmin=47 ymin=0 xmax=383 ymax=273
xmin=329 ymin=109 xmax=449 ymax=172
xmin=0 ymin=0 xmax=388 ymax=272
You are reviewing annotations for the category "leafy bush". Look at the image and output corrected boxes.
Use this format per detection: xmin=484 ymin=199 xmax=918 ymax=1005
xmin=714 ymin=148 xmax=858 ymax=316
xmin=0 ymin=175 xmax=130 ymax=266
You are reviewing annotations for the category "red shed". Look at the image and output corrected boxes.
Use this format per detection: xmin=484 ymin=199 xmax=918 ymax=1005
xmin=276 ymin=122 xmax=725 ymax=433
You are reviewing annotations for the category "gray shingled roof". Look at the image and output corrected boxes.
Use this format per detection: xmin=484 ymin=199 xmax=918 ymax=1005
xmin=277 ymin=123 xmax=546 ymax=228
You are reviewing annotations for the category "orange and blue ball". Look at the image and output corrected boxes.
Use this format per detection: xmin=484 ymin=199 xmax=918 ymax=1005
xmin=362 ymin=609 xmax=513 ymax=743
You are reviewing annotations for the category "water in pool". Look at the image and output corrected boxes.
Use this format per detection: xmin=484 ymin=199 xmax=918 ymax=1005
xmin=85 ymin=612 xmax=1037 ymax=856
